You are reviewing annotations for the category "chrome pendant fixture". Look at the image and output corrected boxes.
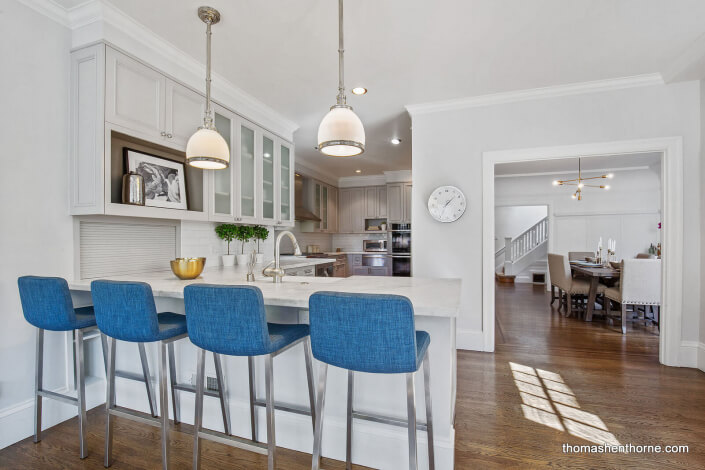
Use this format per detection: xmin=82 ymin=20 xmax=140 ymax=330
xmin=186 ymin=6 xmax=230 ymax=170
xmin=317 ymin=0 xmax=365 ymax=157
xmin=552 ymin=157 xmax=613 ymax=200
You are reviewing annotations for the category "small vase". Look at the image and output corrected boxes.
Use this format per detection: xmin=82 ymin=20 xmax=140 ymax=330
xmin=221 ymin=254 xmax=235 ymax=267
xmin=236 ymin=254 xmax=249 ymax=266
xmin=255 ymin=253 xmax=265 ymax=264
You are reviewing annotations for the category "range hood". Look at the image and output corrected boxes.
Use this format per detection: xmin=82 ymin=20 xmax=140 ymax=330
xmin=294 ymin=174 xmax=321 ymax=222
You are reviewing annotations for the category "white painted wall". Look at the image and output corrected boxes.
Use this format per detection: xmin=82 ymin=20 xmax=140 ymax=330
xmin=0 ymin=0 xmax=75 ymax=447
xmin=496 ymin=168 xmax=661 ymax=260
xmin=410 ymin=81 xmax=701 ymax=350
xmin=494 ymin=205 xmax=547 ymax=252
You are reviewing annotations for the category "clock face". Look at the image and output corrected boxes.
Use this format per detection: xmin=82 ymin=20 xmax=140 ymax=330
xmin=427 ymin=186 xmax=466 ymax=223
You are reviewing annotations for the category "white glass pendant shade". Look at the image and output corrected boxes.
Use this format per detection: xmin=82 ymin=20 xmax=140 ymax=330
xmin=317 ymin=105 xmax=365 ymax=157
xmin=186 ymin=128 xmax=230 ymax=169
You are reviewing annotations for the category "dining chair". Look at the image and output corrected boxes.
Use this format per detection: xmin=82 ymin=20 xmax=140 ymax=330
xmin=635 ymin=253 xmax=657 ymax=259
xmin=604 ymin=259 xmax=661 ymax=334
xmin=548 ymin=254 xmax=601 ymax=317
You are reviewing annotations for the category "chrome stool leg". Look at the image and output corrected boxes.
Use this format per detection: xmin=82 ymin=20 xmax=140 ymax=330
xmin=304 ymin=338 xmax=317 ymax=431
xmin=75 ymin=329 xmax=88 ymax=459
xmin=193 ymin=348 xmax=206 ymax=470
xmin=138 ymin=343 xmax=158 ymax=417
xmin=248 ymin=356 xmax=258 ymax=442
xmin=167 ymin=342 xmax=180 ymax=424
xmin=346 ymin=370 xmax=354 ymax=470
xmin=158 ymin=342 xmax=170 ymax=470
xmin=213 ymin=353 xmax=231 ymax=435
xmin=34 ymin=328 xmax=44 ymax=444
xmin=406 ymin=372 xmax=418 ymax=470
xmin=105 ymin=337 xmax=116 ymax=467
xmin=312 ymin=363 xmax=328 ymax=470
xmin=264 ymin=354 xmax=276 ymax=470
xmin=423 ymin=352 xmax=435 ymax=470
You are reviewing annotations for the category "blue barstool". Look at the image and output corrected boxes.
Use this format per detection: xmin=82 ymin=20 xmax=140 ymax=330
xmin=309 ymin=292 xmax=435 ymax=470
xmin=91 ymin=280 xmax=230 ymax=469
xmin=184 ymin=284 xmax=316 ymax=470
xmin=18 ymin=276 xmax=100 ymax=459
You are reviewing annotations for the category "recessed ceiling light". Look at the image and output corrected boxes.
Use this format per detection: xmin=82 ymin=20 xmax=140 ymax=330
xmin=391 ymin=138 xmax=401 ymax=145
xmin=355 ymin=169 xmax=362 ymax=173
xmin=351 ymin=87 xmax=367 ymax=95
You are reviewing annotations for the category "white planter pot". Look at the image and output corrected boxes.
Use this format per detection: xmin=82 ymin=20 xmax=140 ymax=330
xmin=255 ymin=253 xmax=265 ymax=264
xmin=236 ymin=254 xmax=250 ymax=266
xmin=221 ymin=254 xmax=235 ymax=267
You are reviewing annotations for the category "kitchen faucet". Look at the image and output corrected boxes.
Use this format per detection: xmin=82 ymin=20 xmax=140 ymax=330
xmin=262 ymin=230 xmax=302 ymax=283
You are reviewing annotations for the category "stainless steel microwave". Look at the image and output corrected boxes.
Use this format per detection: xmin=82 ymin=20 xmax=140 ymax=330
xmin=363 ymin=239 xmax=388 ymax=252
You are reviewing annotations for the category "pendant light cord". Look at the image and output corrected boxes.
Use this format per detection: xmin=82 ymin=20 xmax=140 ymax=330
xmin=204 ymin=19 xmax=214 ymax=129
xmin=337 ymin=0 xmax=346 ymax=105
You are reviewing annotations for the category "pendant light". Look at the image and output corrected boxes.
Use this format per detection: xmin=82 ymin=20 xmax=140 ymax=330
xmin=552 ymin=157 xmax=613 ymax=200
xmin=186 ymin=6 xmax=230 ymax=170
xmin=317 ymin=0 xmax=365 ymax=157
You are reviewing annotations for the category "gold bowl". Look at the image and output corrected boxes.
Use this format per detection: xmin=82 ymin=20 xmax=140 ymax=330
xmin=170 ymin=257 xmax=206 ymax=280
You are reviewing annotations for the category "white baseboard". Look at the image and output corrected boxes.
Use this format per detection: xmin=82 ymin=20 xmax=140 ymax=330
xmin=678 ymin=341 xmax=705 ymax=371
xmin=456 ymin=328 xmax=486 ymax=351
xmin=0 ymin=379 xmax=105 ymax=450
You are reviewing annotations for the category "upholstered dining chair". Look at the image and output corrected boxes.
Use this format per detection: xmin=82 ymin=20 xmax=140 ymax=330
xmin=604 ymin=259 xmax=661 ymax=334
xmin=636 ymin=253 xmax=657 ymax=259
xmin=548 ymin=253 xmax=603 ymax=317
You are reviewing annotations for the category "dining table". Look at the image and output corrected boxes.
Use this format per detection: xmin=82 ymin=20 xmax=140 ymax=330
xmin=570 ymin=263 xmax=621 ymax=321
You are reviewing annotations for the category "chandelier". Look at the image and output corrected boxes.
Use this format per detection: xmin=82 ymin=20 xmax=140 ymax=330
xmin=552 ymin=158 xmax=613 ymax=200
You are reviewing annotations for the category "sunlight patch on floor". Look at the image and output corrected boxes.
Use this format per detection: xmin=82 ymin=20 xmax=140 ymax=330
xmin=509 ymin=362 xmax=620 ymax=446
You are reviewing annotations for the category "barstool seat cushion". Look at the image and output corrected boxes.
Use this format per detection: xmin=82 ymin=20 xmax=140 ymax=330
xmin=18 ymin=276 xmax=97 ymax=331
xmin=267 ymin=323 xmax=310 ymax=354
xmin=156 ymin=313 xmax=188 ymax=341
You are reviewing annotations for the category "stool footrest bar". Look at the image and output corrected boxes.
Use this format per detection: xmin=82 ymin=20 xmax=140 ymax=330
xmin=37 ymin=389 xmax=78 ymax=406
xmin=108 ymin=405 xmax=161 ymax=428
xmin=174 ymin=383 xmax=220 ymax=398
xmin=252 ymin=399 xmax=312 ymax=417
xmin=198 ymin=428 xmax=268 ymax=455
xmin=352 ymin=410 xmax=428 ymax=431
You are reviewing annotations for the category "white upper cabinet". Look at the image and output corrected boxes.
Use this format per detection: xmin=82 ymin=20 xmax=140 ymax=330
xmin=387 ymin=183 xmax=412 ymax=223
xmin=278 ymin=143 xmax=295 ymax=226
xmin=238 ymin=120 xmax=258 ymax=223
xmin=165 ymin=80 xmax=205 ymax=148
xmin=209 ymin=104 xmax=235 ymax=221
xmin=105 ymin=47 xmax=166 ymax=137
xmin=260 ymin=131 xmax=276 ymax=223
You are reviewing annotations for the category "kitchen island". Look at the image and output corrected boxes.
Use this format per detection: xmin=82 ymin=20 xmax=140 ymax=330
xmin=69 ymin=267 xmax=460 ymax=470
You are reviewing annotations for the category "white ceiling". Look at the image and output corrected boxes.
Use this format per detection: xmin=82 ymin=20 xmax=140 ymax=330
xmin=495 ymin=152 xmax=662 ymax=176
xmin=57 ymin=0 xmax=705 ymax=177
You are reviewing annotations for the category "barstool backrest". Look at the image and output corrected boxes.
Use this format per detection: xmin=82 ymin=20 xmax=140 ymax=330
xmin=91 ymin=280 xmax=160 ymax=342
xmin=18 ymin=276 xmax=77 ymax=331
xmin=184 ymin=284 xmax=269 ymax=356
xmin=309 ymin=292 xmax=419 ymax=374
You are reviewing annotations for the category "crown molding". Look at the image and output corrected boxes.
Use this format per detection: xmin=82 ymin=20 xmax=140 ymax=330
xmin=295 ymin=159 xmax=339 ymax=187
xmin=662 ymin=32 xmax=705 ymax=83
xmin=405 ymin=74 xmax=664 ymax=117
xmin=338 ymin=174 xmax=387 ymax=188
xmin=383 ymin=170 xmax=412 ymax=183
xmin=495 ymin=165 xmax=652 ymax=179
xmin=18 ymin=0 xmax=299 ymax=141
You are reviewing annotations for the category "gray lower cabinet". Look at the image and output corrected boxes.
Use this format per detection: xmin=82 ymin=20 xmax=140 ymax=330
xmin=284 ymin=266 xmax=315 ymax=276
xmin=348 ymin=254 xmax=390 ymax=276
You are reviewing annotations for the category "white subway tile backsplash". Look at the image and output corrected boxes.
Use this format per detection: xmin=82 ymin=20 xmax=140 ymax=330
xmin=181 ymin=221 xmax=275 ymax=265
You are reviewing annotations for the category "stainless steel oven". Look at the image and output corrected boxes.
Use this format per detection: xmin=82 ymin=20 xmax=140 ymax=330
xmin=391 ymin=255 xmax=411 ymax=277
xmin=389 ymin=223 xmax=411 ymax=276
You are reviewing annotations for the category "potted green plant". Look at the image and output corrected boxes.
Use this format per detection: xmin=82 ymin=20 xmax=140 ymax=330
xmin=235 ymin=225 xmax=255 ymax=265
xmin=214 ymin=223 xmax=237 ymax=267
xmin=253 ymin=225 xmax=270 ymax=264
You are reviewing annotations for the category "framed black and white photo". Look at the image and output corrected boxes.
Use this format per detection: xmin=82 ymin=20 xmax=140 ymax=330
xmin=125 ymin=149 xmax=188 ymax=210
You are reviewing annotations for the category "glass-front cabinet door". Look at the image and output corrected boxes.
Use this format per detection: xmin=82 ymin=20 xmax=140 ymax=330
xmin=209 ymin=107 xmax=234 ymax=221
xmin=237 ymin=120 xmax=257 ymax=222
xmin=260 ymin=132 xmax=276 ymax=223
xmin=278 ymin=142 xmax=294 ymax=226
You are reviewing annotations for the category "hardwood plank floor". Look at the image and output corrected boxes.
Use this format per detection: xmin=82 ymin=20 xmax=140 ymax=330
xmin=1 ymin=283 xmax=703 ymax=469
xmin=455 ymin=283 xmax=705 ymax=469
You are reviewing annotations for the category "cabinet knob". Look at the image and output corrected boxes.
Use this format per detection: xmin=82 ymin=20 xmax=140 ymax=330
xmin=166 ymin=133 xmax=173 ymax=138
xmin=160 ymin=131 xmax=166 ymax=136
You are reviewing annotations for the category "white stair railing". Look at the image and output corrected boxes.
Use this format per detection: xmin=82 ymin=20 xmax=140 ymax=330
xmin=503 ymin=217 xmax=548 ymax=275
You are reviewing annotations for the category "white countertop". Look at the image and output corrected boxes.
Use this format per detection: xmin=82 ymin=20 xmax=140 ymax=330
xmin=277 ymin=256 xmax=336 ymax=269
xmin=69 ymin=266 xmax=460 ymax=318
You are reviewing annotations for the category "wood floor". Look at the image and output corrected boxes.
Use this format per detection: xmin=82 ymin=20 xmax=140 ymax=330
xmin=1 ymin=283 xmax=704 ymax=469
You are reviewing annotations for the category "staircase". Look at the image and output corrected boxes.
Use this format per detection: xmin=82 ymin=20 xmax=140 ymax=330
xmin=495 ymin=217 xmax=548 ymax=283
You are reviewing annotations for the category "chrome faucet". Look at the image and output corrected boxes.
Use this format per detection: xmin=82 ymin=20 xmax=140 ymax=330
xmin=262 ymin=230 xmax=302 ymax=283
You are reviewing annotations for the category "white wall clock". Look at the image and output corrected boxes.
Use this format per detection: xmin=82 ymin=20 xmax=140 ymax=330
xmin=427 ymin=185 xmax=466 ymax=223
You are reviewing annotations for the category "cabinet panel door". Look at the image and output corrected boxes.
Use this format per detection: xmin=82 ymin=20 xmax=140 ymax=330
xmin=338 ymin=189 xmax=352 ymax=232
xmin=351 ymin=188 xmax=366 ymax=232
xmin=377 ymin=186 xmax=387 ymax=218
xmin=209 ymin=107 xmax=234 ymax=220
xmin=261 ymin=133 xmax=276 ymax=222
xmin=387 ymin=183 xmax=403 ymax=223
xmin=105 ymin=47 xmax=165 ymax=138
xmin=352 ymin=266 xmax=369 ymax=276
xmin=166 ymin=80 xmax=204 ymax=148
xmin=279 ymin=143 xmax=294 ymax=225
xmin=328 ymin=187 xmax=338 ymax=232
xmin=320 ymin=185 xmax=329 ymax=231
xmin=238 ymin=122 xmax=257 ymax=221
xmin=365 ymin=187 xmax=377 ymax=218
xmin=403 ymin=183 xmax=413 ymax=222
xmin=369 ymin=267 xmax=388 ymax=276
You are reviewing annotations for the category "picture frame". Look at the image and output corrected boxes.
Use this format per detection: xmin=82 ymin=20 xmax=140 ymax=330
xmin=124 ymin=148 xmax=188 ymax=210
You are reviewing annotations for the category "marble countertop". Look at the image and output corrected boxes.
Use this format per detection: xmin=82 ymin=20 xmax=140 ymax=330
xmin=69 ymin=267 xmax=460 ymax=318
xmin=277 ymin=256 xmax=336 ymax=269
